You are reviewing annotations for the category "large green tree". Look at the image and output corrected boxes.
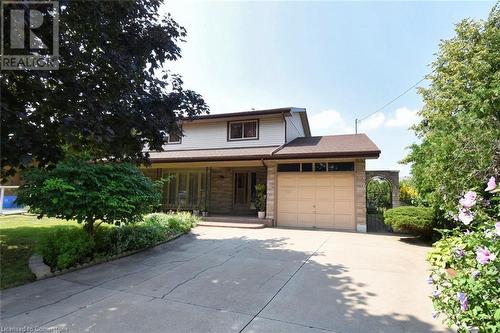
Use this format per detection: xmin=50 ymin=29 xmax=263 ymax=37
xmin=1 ymin=1 xmax=208 ymax=180
xmin=404 ymin=5 xmax=500 ymax=214
xmin=16 ymin=160 xmax=160 ymax=236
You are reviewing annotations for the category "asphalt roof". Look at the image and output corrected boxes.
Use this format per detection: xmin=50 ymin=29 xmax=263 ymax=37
xmin=148 ymin=134 xmax=380 ymax=163
xmin=273 ymin=134 xmax=380 ymax=159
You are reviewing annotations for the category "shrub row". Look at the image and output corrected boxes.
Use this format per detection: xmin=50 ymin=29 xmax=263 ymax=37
xmin=37 ymin=212 xmax=198 ymax=270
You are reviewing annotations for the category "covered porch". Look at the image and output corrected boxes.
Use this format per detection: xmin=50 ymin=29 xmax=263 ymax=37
xmin=142 ymin=160 xmax=268 ymax=218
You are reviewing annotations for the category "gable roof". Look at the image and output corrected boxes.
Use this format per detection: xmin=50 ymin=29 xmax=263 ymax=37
xmin=148 ymin=134 xmax=380 ymax=163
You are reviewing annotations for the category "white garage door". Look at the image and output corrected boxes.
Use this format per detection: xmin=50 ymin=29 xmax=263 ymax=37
xmin=277 ymin=173 xmax=355 ymax=230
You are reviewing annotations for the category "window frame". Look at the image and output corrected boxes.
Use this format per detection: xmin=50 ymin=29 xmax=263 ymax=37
xmin=227 ymin=119 xmax=259 ymax=141
xmin=166 ymin=126 xmax=182 ymax=144
xmin=277 ymin=163 xmax=301 ymax=172
xmin=327 ymin=162 xmax=355 ymax=172
xmin=277 ymin=162 xmax=356 ymax=173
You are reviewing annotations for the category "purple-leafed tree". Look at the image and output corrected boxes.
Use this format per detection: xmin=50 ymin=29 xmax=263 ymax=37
xmin=1 ymin=0 xmax=208 ymax=180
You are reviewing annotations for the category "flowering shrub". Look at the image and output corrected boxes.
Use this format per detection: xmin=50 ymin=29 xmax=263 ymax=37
xmin=427 ymin=177 xmax=500 ymax=332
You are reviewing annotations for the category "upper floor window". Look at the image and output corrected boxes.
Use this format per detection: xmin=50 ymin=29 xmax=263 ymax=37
xmin=166 ymin=127 xmax=182 ymax=144
xmin=228 ymin=120 xmax=258 ymax=141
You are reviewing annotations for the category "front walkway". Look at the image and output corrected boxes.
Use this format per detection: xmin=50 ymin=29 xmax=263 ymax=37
xmin=0 ymin=227 xmax=451 ymax=333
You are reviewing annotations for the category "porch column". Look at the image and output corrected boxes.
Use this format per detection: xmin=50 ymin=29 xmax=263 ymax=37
xmin=266 ymin=161 xmax=277 ymax=221
xmin=355 ymin=159 xmax=367 ymax=233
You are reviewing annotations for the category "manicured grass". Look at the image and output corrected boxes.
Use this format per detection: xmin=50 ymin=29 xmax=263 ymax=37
xmin=0 ymin=215 xmax=80 ymax=289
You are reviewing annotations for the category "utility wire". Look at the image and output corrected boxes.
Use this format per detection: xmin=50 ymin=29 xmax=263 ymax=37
xmin=355 ymin=70 xmax=434 ymax=133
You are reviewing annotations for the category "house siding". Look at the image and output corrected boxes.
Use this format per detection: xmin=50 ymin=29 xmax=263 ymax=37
xmin=285 ymin=112 xmax=305 ymax=142
xmin=163 ymin=116 xmax=285 ymax=151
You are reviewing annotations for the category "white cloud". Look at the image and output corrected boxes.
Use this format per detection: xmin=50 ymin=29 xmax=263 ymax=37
xmin=357 ymin=107 xmax=420 ymax=132
xmin=309 ymin=109 xmax=353 ymax=135
xmin=358 ymin=112 xmax=385 ymax=131
xmin=386 ymin=107 xmax=420 ymax=128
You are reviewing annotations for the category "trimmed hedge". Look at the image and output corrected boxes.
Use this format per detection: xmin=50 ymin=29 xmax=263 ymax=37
xmin=37 ymin=228 xmax=95 ymax=270
xmin=144 ymin=212 xmax=197 ymax=233
xmin=383 ymin=206 xmax=434 ymax=236
xmin=37 ymin=212 xmax=199 ymax=271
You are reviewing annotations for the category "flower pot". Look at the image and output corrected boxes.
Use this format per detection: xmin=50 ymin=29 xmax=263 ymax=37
xmin=258 ymin=211 xmax=266 ymax=219
xmin=193 ymin=210 xmax=200 ymax=216
xmin=202 ymin=211 xmax=208 ymax=217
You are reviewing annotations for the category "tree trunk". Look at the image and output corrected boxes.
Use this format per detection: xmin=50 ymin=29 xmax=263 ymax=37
xmin=84 ymin=220 xmax=95 ymax=237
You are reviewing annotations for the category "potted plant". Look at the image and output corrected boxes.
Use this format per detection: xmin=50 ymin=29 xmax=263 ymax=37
xmin=255 ymin=184 xmax=266 ymax=219
xmin=192 ymin=201 xmax=201 ymax=216
xmin=201 ymin=204 xmax=208 ymax=217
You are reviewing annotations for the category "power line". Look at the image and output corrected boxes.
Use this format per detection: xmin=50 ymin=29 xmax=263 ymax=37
xmin=355 ymin=71 xmax=433 ymax=133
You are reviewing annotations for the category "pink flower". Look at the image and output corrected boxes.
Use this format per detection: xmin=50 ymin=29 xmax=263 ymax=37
xmin=453 ymin=247 xmax=465 ymax=258
xmin=476 ymin=247 xmax=497 ymax=265
xmin=496 ymin=222 xmax=500 ymax=237
xmin=485 ymin=176 xmax=496 ymax=192
xmin=458 ymin=210 xmax=474 ymax=225
xmin=456 ymin=292 xmax=468 ymax=311
xmin=459 ymin=191 xmax=477 ymax=208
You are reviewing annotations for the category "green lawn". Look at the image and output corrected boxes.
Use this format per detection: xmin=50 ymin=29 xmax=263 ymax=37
xmin=0 ymin=215 xmax=80 ymax=289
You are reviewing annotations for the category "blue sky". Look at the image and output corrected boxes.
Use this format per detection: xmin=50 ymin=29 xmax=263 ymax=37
xmin=162 ymin=1 xmax=494 ymax=177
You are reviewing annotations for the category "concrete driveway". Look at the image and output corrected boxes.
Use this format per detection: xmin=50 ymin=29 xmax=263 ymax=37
xmin=1 ymin=227 xmax=451 ymax=333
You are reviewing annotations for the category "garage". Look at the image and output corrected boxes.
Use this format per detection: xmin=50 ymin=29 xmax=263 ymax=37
xmin=276 ymin=163 xmax=355 ymax=230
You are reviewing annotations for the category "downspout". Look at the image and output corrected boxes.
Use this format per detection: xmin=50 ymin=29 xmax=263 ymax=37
xmin=282 ymin=111 xmax=287 ymax=144
xmin=272 ymin=111 xmax=288 ymax=156
xmin=261 ymin=158 xmax=267 ymax=168
xmin=271 ymin=144 xmax=286 ymax=155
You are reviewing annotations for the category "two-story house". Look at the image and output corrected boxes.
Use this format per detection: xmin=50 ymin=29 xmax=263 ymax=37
xmin=144 ymin=107 xmax=380 ymax=232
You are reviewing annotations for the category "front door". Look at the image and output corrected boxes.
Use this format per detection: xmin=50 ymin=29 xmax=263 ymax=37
xmin=233 ymin=172 xmax=257 ymax=211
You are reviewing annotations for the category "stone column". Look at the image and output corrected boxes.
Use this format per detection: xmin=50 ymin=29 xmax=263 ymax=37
xmin=355 ymin=159 xmax=367 ymax=232
xmin=265 ymin=161 xmax=276 ymax=222
xmin=392 ymin=181 xmax=400 ymax=208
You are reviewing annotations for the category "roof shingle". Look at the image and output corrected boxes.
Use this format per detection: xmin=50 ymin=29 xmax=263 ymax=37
xmin=148 ymin=134 xmax=380 ymax=163
xmin=273 ymin=134 xmax=380 ymax=158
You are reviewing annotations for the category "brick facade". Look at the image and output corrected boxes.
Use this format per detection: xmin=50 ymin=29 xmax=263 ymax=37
xmin=209 ymin=168 xmax=233 ymax=214
xmin=355 ymin=159 xmax=367 ymax=232
xmin=209 ymin=167 xmax=267 ymax=214
xmin=265 ymin=161 xmax=277 ymax=221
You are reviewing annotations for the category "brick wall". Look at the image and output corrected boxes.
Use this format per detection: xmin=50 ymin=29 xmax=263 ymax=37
xmin=209 ymin=167 xmax=267 ymax=214
xmin=355 ymin=159 xmax=367 ymax=232
xmin=265 ymin=161 xmax=277 ymax=220
xmin=209 ymin=168 xmax=233 ymax=213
